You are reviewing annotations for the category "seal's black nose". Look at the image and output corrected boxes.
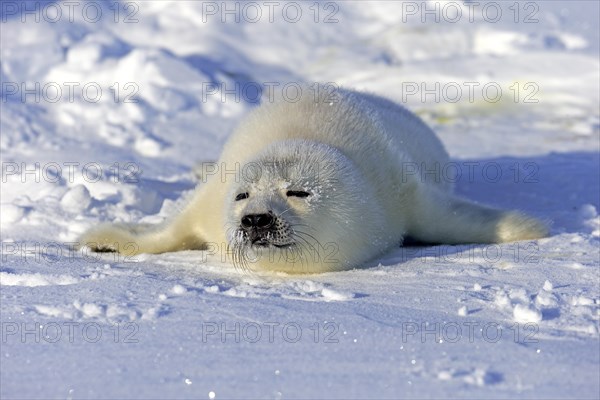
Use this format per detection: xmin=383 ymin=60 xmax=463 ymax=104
xmin=241 ymin=213 xmax=274 ymax=230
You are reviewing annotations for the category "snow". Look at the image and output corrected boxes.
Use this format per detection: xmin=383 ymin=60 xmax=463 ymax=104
xmin=1 ymin=0 xmax=599 ymax=398
xmin=60 ymin=184 xmax=92 ymax=212
xmin=513 ymin=304 xmax=543 ymax=324
xmin=0 ymin=271 xmax=79 ymax=287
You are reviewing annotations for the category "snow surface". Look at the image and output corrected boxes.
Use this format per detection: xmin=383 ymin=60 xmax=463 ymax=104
xmin=1 ymin=1 xmax=599 ymax=398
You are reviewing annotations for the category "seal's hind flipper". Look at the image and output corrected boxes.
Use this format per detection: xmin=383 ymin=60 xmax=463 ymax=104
xmin=405 ymin=187 xmax=548 ymax=245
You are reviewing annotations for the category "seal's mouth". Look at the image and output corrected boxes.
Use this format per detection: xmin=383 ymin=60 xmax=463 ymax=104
xmin=241 ymin=231 xmax=295 ymax=249
xmin=272 ymin=242 xmax=294 ymax=249
xmin=228 ymin=226 xmax=305 ymax=271
xmin=250 ymin=237 xmax=294 ymax=249
xmin=251 ymin=237 xmax=269 ymax=247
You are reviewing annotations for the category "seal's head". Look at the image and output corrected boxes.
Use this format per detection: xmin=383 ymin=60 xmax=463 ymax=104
xmin=225 ymin=139 xmax=392 ymax=274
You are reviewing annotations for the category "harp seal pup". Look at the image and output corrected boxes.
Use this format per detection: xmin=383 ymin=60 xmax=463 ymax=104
xmin=79 ymin=86 xmax=547 ymax=273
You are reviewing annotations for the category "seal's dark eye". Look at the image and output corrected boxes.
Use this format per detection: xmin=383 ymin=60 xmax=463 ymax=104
xmin=286 ymin=190 xmax=310 ymax=198
xmin=235 ymin=192 xmax=249 ymax=201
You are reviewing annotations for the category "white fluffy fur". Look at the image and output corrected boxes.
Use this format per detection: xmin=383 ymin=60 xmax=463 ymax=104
xmin=79 ymin=86 xmax=547 ymax=273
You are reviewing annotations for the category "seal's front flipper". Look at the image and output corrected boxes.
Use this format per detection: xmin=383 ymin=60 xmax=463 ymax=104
xmin=406 ymin=187 xmax=548 ymax=245
xmin=77 ymin=220 xmax=205 ymax=256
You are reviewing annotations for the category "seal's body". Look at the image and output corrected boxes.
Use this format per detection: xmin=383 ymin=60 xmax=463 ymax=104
xmin=80 ymin=86 xmax=547 ymax=273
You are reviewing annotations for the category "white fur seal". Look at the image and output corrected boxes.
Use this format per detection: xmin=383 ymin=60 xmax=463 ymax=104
xmin=79 ymin=85 xmax=547 ymax=273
